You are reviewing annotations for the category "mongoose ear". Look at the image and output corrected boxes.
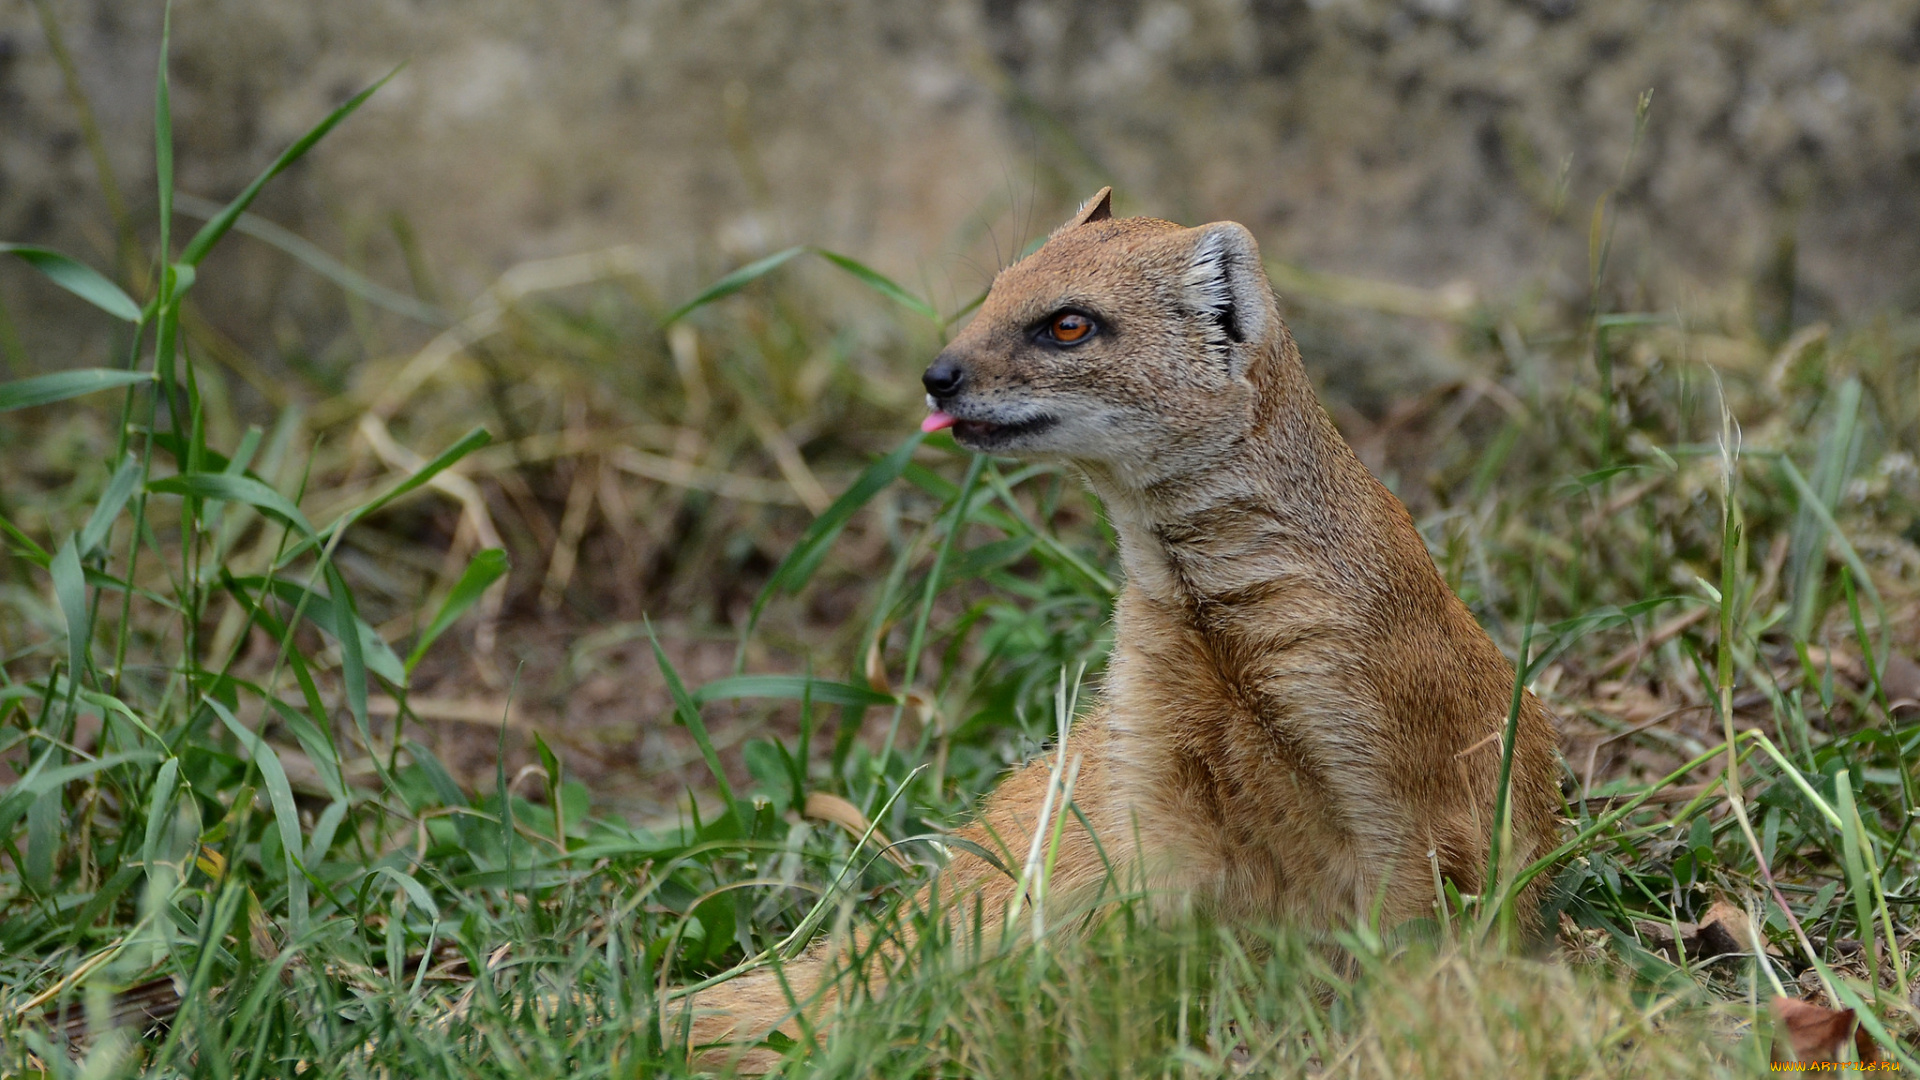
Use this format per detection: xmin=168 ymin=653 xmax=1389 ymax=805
xmin=1184 ymin=223 xmax=1269 ymax=359
xmin=1063 ymin=187 xmax=1113 ymax=229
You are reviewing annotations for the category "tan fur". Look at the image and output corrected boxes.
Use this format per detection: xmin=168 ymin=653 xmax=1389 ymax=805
xmin=684 ymin=191 xmax=1563 ymax=1068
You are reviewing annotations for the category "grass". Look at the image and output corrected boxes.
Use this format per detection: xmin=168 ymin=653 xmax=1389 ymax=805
xmin=3 ymin=18 xmax=1919 ymax=1078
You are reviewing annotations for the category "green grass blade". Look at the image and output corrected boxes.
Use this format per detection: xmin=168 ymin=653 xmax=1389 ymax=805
xmin=944 ymin=535 xmax=1035 ymax=581
xmin=0 ymin=511 xmax=51 ymax=565
xmin=265 ymin=698 xmax=346 ymax=802
xmin=282 ymin=426 xmax=491 ymax=563
xmin=149 ymin=284 xmax=183 ymax=453
xmin=1776 ymin=455 xmax=1889 ymax=661
xmin=401 ymin=739 xmax=467 ymax=814
xmin=0 ymin=751 xmax=161 ymax=835
xmin=24 ymin=788 xmax=58 ymax=893
xmin=80 ymin=455 xmax=143 ymax=556
xmin=1855 ymin=804 xmax=1911 ymax=999
xmin=1483 ymin=575 xmax=1538 ymax=939
xmin=178 ymin=68 xmax=399 ymax=268
xmin=305 ymin=797 xmax=349 ymax=866
xmin=244 ymin=574 xmax=406 ymax=685
xmin=140 ymin=757 xmax=182 ymax=880
xmin=0 ymin=368 xmax=154 ymax=412
xmin=879 ymin=451 xmax=986 ymax=777
xmin=52 ymin=534 xmax=91 ymax=688
xmin=176 ymin=878 xmax=247 ymax=1050
xmin=1829 ymin=773 xmax=1885 ymax=1012
xmin=67 ymin=864 xmax=142 ymax=944
xmin=661 ymin=245 xmax=806 ymax=326
xmin=742 ymin=432 xmax=925 ymax=653
xmin=813 ymin=248 xmax=940 ymax=322
xmin=646 ymin=617 xmax=744 ymax=833
xmin=1788 ymin=378 xmax=1861 ymax=640
xmin=210 ymin=698 xmax=309 ymax=937
xmin=981 ymin=464 xmax=1116 ymax=595
xmin=692 ymin=674 xmax=896 ymax=709
xmin=80 ymin=687 xmax=166 ymax=746
xmin=533 ymin=731 xmax=565 ymax=843
xmin=404 ymin=547 xmax=508 ymax=676
xmin=342 ymin=426 xmax=490 ymax=524
xmin=155 ymin=0 xmax=173 ymax=269
xmin=222 ymin=571 xmax=337 ymax=739
xmin=171 ymin=193 xmax=449 ymax=326
xmin=0 ymin=245 xmax=141 ymax=322
xmin=325 ymin=562 xmax=375 ymax=746
xmin=161 ymin=260 xmax=194 ymax=300
xmin=147 ymin=473 xmax=315 ymax=538
xmin=372 ymin=865 xmax=440 ymax=921
xmin=944 ymin=285 xmax=988 ymax=326
xmin=1747 ymin=733 xmax=1845 ymax=830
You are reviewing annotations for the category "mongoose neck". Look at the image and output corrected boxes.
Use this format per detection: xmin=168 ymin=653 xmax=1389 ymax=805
xmin=1084 ymin=330 xmax=1402 ymax=610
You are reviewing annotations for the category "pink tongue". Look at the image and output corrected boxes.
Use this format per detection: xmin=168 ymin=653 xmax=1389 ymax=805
xmin=920 ymin=411 xmax=956 ymax=433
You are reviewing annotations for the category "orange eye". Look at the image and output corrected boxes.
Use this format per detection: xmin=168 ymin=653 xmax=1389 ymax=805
xmin=1048 ymin=312 xmax=1093 ymax=344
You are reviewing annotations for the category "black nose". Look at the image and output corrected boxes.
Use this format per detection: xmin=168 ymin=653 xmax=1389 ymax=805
xmin=922 ymin=358 xmax=965 ymax=397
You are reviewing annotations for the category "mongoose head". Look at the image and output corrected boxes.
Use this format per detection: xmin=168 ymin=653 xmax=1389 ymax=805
xmin=922 ymin=189 xmax=1282 ymax=488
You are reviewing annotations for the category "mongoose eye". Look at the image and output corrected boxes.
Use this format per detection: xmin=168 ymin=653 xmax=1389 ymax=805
xmin=1044 ymin=312 xmax=1096 ymax=345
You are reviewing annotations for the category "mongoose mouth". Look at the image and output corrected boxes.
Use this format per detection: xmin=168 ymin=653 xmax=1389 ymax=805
xmin=949 ymin=413 xmax=1057 ymax=448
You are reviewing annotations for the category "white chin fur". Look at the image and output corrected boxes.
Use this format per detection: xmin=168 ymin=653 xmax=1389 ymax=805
xmin=1012 ymin=405 xmax=1137 ymax=457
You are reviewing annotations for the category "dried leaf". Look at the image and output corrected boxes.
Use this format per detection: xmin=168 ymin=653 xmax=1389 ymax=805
xmin=1806 ymin=646 xmax=1920 ymax=709
xmin=1771 ymin=996 xmax=1882 ymax=1064
xmin=1882 ymin=652 xmax=1920 ymax=710
xmin=804 ymin=791 xmax=880 ymax=843
xmin=1801 ymin=646 xmax=1867 ymax=686
xmin=805 ymin=790 xmax=912 ymax=871
xmin=864 ymin=638 xmax=892 ymax=696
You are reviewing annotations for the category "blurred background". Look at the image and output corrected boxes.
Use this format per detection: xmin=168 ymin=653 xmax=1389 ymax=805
xmin=4 ymin=0 xmax=1919 ymax=822
xmin=9 ymin=1 xmax=1920 ymax=363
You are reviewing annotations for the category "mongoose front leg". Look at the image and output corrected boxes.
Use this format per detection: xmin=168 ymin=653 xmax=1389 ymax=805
xmin=686 ymin=710 xmax=1135 ymax=1067
xmin=937 ymin=707 xmax=1139 ymax=940
xmin=686 ymin=710 xmax=1129 ymax=1055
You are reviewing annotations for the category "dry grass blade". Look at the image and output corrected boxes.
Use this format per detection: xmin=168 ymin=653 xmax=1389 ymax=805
xmin=607 ymin=446 xmax=806 ymax=505
xmin=741 ymin=398 xmax=831 ymax=515
xmin=802 ymin=791 xmax=914 ymax=873
xmin=367 ymin=245 xmax=658 ymax=421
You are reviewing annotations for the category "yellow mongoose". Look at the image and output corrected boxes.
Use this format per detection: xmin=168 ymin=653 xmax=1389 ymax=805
xmin=687 ymin=190 xmax=1562 ymax=1066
